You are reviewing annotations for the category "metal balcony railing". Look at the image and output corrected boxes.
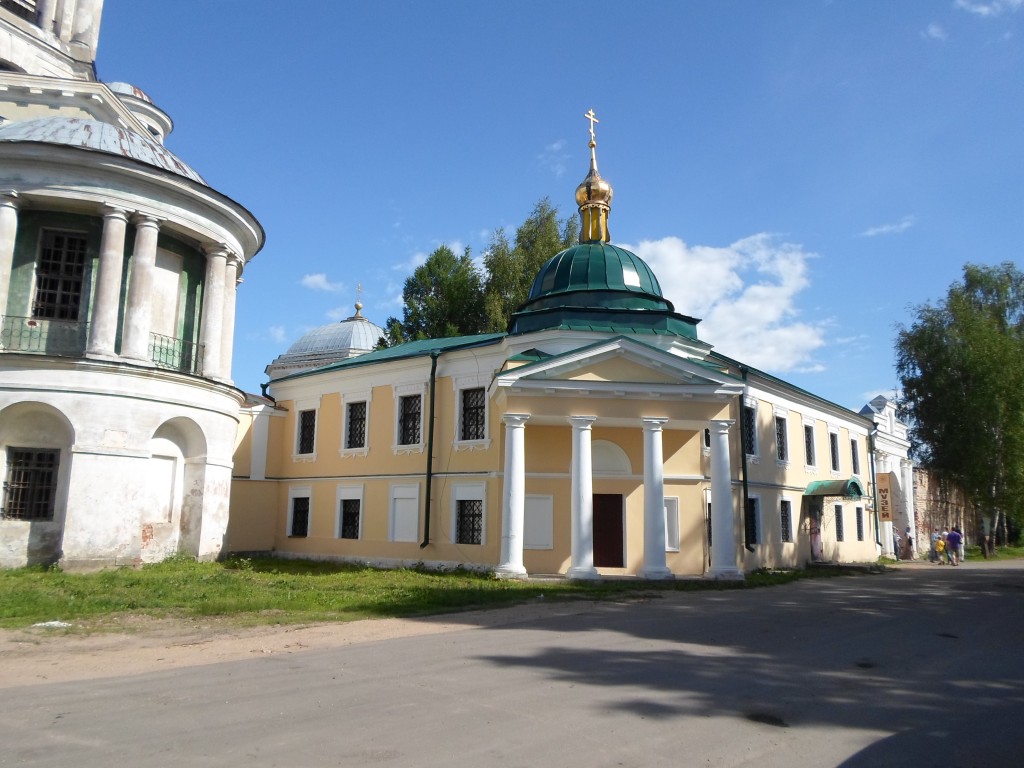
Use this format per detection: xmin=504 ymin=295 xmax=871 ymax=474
xmin=149 ymin=332 xmax=204 ymax=376
xmin=0 ymin=315 xmax=88 ymax=356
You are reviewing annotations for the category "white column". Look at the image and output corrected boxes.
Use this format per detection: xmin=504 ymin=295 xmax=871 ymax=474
xmin=86 ymin=206 xmax=129 ymax=358
xmin=219 ymin=254 xmax=241 ymax=383
xmin=121 ymin=214 xmax=160 ymax=361
xmin=706 ymin=419 xmax=742 ymax=580
xmin=568 ymin=416 xmax=599 ymax=580
xmin=200 ymin=245 xmax=228 ymax=380
xmin=902 ymin=459 xmax=916 ymax=557
xmin=496 ymin=414 xmax=530 ymax=578
xmin=38 ymin=0 xmax=59 ymax=33
xmin=0 ymin=192 xmax=19 ymax=325
xmin=641 ymin=418 xmax=672 ymax=579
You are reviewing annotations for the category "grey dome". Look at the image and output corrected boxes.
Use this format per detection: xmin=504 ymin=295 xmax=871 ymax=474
xmin=266 ymin=312 xmax=385 ymax=380
xmin=0 ymin=116 xmax=205 ymax=184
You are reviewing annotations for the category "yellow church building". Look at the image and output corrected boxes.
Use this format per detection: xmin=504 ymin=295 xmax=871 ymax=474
xmin=229 ymin=119 xmax=878 ymax=580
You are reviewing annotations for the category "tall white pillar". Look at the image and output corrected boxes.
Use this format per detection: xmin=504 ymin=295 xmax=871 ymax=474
xmin=496 ymin=414 xmax=530 ymax=578
xmin=38 ymin=0 xmax=59 ymax=34
xmin=200 ymin=245 xmax=228 ymax=380
xmin=568 ymin=416 xmax=599 ymax=580
xmin=86 ymin=206 xmax=129 ymax=358
xmin=641 ymin=418 xmax=671 ymax=579
xmin=219 ymin=254 xmax=241 ymax=383
xmin=121 ymin=214 xmax=160 ymax=361
xmin=902 ymin=459 xmax=916 ymax=556
xmin=0 ymin=191 xmax=19 ymax=323
xmin=706 ymin=419 xmax=742 ymax=580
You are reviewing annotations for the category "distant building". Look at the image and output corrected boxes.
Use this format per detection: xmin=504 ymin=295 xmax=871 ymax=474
xmin=230 ymin=121 xmax=881 ymax=578
xmin=0 ymin=1 xmax=264 ymax=568
xmin=859 ymin=396 xmax=915 ymax=557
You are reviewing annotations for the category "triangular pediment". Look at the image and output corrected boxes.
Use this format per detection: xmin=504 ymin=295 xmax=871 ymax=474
xmin=493 ymin=336 xmax=743 ymax=399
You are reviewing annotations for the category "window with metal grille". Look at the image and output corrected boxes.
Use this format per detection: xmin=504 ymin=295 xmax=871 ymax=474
xmin=850 ymin=439 xmax=861 ymax=475
xmin=706 ymin=502 xmax=713 ymax=548
xmin=339 ymin=498 xmax=360 ymax=539
xmin=345 ymin=401 xmax=366 ymax=449
xmin=835 ymin=504 xmax=845 ymax=542
xmin=456 ymin=499 xmax=482 ymax=545
xmin=33 ymin=231 xmax=87 ymax=320
xmin=703 ymin=428 xmax=711 ymax=449
xmin=744 ymin=498 xmax=759 ymax=546
xmin=398 ymin=394 xmax=421 ymax=445
xmin=780 ymin=499 xmax=792 ymax=543
xmin=290 ymin=497 xmax=309 ymax=537
xmin=775 ymin=417 xmax=788 ymax=462
xmin=460 ymin=388 xmax=486 ymax=441
xmin=804 ymin=425 xmax=816 ymax=466
xmin=741 ymin=406 xmax=756 ymax=455
xmin=297 ymin=409 xmax=316 ymax=454
xmin=829 ymin=432 xmax=841 ymax=472
xmin=2 ymin=448 xmax=59 ymax=521
xmin=855 ymin=506 xmax=864 ymax=541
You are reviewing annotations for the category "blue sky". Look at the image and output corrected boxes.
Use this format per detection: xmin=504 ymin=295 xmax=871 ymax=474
xmin=96 ymin=1 xmax=1022 ymax=409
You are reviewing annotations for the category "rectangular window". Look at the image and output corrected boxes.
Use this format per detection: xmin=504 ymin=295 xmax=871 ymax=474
xmin=744 ymin=497 xmax=759 ymax=546
xmin=525 ymin=495 xmax=554 ymax=550
xmin=703 ymin=428 xmax=711 ymax=449
xmin=398 ymin=394 xmax=422 ymax=445
xmin=297 ymin=409 xmax=316 ymax=454
xmin=33 ymin=231 xmax=88 ymax=320
xmin=741 ymin=405 xmax=757 ymax=456
xmin=835 ymin=504 xmax=845 ymax=542
xmin=665 ymin=497 xmax=680 ymax=552
xmin=851 ymin=439 xmax=861 ymax=475
xmin=339 ymin=498 xmax=360 ymax=539
xmin=804 ymin=424 xmax=816 ymax=466
xmin=855 ymin=507 xmax=865 ymax=541
xmin=290 ymin=496 xmax=310 ymax=537
xmin=390 ymin=484 xmax=419 ymax=542
xmin=459 ymin=387 xmax=486 ymax=441
xmin=775 ymin=417 xmax=788 ymax=462
xmin=829 ymin=431 xmax=841 ymax=472
xmin=456 ymin=499 xmax=483 ymax=545
xmin=780 ymin=499 xmax=792 ymax=543
xmin=345 ymin=401 xmax=367 ymax=449
xmin=2 ymin=448 xmax=59 ymax=521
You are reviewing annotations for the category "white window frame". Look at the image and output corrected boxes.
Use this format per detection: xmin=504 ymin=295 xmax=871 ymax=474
xmin=828 ymin=426 xmax=841 ymax=475
xmin=664 ymin=496 xmax=680 ymax=552
xmin=340 ymin=389 xmax=372 ymax=458
xmin=389 ymin=483 xmax=420 ymax=542
xmin=744 ymin=494 xmax=762 ymax=547
xmin=524 ymin=495 xmax=554 ymax=550
xmin=335 ymin=484 xmax=364 ymax=539
xmin=287 ymin=485 xmax=312 ymax=538
xmin=780 ymin=496 xmax=794 ymax=544
xmin=292 ymin=397 xmax=321 ymax=462
xmin=742 ymin=396 xmax=759 ymax=461
xmin=834 ymin=503 xmax=845 ymax=542
xmin=855 ymin=505 xmax=865 ymax=541
xmin=451 ymin=483 xmax=486 ymax=545
xmin=850 ymin=437 xmax=861 ymax=476
xmin=803 ymin=418 xmax=817 ymax=471
xmin=393 ymin=382 xmax=426 ymax=455
xmin=453 ymin=374 xmax=491 ymax=451
xmin=773 ymin=406 xmax=790 ymax=467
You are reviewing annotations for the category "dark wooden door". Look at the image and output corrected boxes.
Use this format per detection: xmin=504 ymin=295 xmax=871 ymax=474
xmin=593 ymin=494 xmax=624 ymax=567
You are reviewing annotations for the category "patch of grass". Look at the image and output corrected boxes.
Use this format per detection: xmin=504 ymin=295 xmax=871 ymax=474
xmin=0 ymin=557 xmax=850 ymax=631
xmin=965 ymin=544 xmax=1024 ymax=561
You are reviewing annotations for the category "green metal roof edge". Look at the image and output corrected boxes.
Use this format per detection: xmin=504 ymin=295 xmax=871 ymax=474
xmin=804 ymin=477 xmax=867 ymax=498
xmin=708 ymin=350 xmax=874 ymax=423
xmin=272 ymin=332 xmax=507 ymax=383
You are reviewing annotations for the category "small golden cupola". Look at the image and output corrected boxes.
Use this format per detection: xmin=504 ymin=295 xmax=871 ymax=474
xmin=575 ymin=108 xmax=614 ymax=243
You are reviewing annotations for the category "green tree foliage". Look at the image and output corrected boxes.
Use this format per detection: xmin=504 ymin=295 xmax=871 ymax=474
xmin=396 ymin=245 xmax=486 ymax=342
xmin=481 ymin=198 xmax=579 ymax=332
xmin=896 ymin=262 xmax=1024 ymax=527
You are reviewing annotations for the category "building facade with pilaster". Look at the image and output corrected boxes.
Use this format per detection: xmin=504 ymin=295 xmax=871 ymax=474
xmin=230 ymin=121 xmax=878 ymax=578
xmin=0 ymin=0 xmax=263 ymax=568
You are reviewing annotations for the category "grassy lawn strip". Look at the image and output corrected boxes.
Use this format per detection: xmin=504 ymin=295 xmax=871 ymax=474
xmin=0 ymin=556 xmax=836 ymax=631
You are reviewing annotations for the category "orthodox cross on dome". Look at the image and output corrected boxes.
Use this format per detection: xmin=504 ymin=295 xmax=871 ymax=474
xmin=584 ymin=108 xmax=599 ymax=147
xmin=354 ymin=282 xmax=364 ymax=318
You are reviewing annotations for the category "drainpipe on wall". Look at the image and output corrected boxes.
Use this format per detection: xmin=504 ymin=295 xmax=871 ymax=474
xmin=739 ymin=366 xmax=753 ymax=552
xmin=420 ymin=349 xmax=440 ymax=549
xmin=868 ymin=428 xmax=881 ymax=547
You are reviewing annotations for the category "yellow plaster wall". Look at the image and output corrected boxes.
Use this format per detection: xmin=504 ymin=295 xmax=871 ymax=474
xmin=232 ymin=410 xmax=254 ymax=478
xmin=226 ymin=480 xmax=282 ymax=552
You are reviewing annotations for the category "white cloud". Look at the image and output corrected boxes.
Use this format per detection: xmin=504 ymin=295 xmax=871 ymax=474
xmin=955 ymin=0 xmax=1022 ymax=16
xmin=860 ymin=215 xmax=915 ymax=237
xmin=300 ymin=272 xmax=344 ymax=292
xmin=921 ymin=23 xmax=948 ymax=40
xmin=538 ymin=139 xmax=569 ymax=177
xmin=625 ymin=234 xmax=827 ymax=373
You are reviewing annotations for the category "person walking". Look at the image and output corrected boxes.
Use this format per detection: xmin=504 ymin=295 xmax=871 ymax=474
xmin=946 ymin=527 xmax=963 ymax=566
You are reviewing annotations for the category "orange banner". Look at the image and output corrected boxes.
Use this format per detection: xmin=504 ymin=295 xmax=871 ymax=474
xmin=877 ymin=472 xmax=894 ymax=522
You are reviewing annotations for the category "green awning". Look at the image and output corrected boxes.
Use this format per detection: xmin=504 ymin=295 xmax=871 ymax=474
xmin=804 ymin=478 xmax=866 ymax=499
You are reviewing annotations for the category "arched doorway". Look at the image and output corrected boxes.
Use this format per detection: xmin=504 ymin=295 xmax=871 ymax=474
xmin=144 ymin=419 xmax=207 ymax=561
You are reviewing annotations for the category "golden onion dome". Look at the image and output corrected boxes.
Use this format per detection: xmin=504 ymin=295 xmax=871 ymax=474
xmin=576 ymin=109 xmax=613 ymax=243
